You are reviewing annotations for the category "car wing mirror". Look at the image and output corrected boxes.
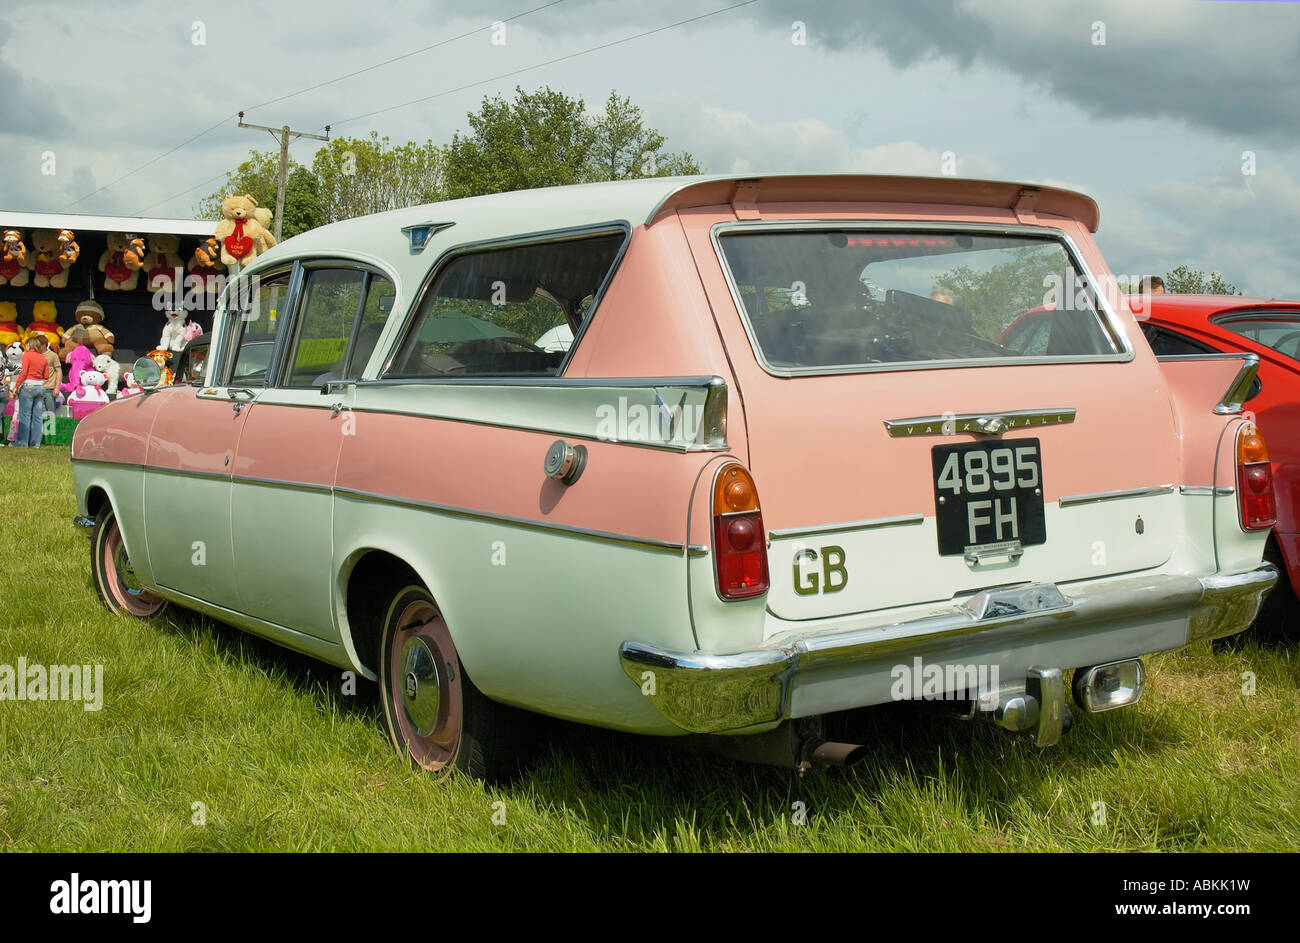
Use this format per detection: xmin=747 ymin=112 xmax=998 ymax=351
xmin=133 ymin=356 xmax=163 ymax=392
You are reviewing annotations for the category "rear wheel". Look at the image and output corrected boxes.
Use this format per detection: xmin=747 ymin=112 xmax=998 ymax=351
xmin=90 ymin=507 xmax=169 ymax=619
xmin=1252 ymin=541 xmax=1299 ymax=643
xmin=377 ymin=585 xmax=527 ymax=782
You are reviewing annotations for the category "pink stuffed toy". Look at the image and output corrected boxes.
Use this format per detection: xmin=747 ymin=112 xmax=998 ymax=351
xmin=183 ymin=320 xmax=204 ymax=344
xmin=67 ymin=368 xmax=109 ymax=419
xmin=117 ymin=372 xmax=143 ymax=399
xmin=60 ymin=344 xmax=94 ymax=396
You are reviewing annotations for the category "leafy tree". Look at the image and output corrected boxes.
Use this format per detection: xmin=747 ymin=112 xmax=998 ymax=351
xmin=936 ymin=246 xmax=1063 ymax=337
xmin=312 ymin=132 xmax=445 ymax=223
xmin=588 ymin=91 xmax=702 ymax=181
xmin=444 ymin=86 xmax=703 ymax=198
xmin=1163 ymin=265 xmax=1241 ymax=295
xmin=280 ymin=166 xmax=325 ymax=239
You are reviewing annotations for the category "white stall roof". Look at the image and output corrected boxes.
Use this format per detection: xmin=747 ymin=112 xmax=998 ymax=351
xmin=0 ymin=210 xmax=214 ymax=236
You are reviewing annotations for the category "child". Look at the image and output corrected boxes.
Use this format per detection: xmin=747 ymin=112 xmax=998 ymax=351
xmin=35 ymin=333 xmax=62 ymax=415
xmin=12 ymin=335 xmax=50 ymax=447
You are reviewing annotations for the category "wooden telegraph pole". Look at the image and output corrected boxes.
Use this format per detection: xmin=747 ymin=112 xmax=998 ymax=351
xmin=236 ymin=112 xmax=330 ymax=241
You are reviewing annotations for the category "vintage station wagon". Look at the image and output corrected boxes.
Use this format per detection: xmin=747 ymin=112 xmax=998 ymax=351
xmin=71 ymin=174 xmax=1278 ymax=779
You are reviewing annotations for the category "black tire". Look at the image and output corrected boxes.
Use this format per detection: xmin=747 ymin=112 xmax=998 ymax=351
xmin=377 ymin=585 xmax=529 ymax=783
xmin=1252 ymin=541 xmax=1300 ymax=644
xmin=90 ymin=506 xmax=170 ymax=620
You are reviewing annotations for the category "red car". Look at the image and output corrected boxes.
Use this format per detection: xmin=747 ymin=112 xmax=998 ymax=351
xmin=1139 ymin=295 xmax=1299 ymax=638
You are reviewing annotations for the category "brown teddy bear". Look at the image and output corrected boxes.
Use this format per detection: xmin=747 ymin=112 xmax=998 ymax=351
xmin=144 ymin=233 xmax=185 ymax=293
xmin=215 ymin=194 xmax=277 ymax=267
xmin=0 ymin=230 xmax=29 ymax=287
xmin=74 ymin=299 xmax=115 ymax=356
xmin=99 ymin=233 xmax=144 ymax=291
xmin=59 ymin=323 xmax=90 ymax=361
xmin=25 ymin=300 xmax=64 ymax=349
xmin=58 ymin=229 xmax=80 ymax=264
xmin=188 ymin=236 xmax=225 ymax=286
xmin=29 ymin=229 xmax=74 ymax=289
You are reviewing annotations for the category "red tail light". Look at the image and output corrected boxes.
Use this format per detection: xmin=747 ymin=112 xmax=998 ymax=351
xmin=712 ymin=463 xmax=769 ymax=599
xmin=1236 ymin=422 xmax=1276 ymax=531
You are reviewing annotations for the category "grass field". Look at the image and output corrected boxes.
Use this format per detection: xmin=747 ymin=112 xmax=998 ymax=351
xmin=1 ymin=446 xmax=1297 ymax=852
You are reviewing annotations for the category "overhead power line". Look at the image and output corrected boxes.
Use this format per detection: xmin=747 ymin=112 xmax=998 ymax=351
xmin=60 ymin=1 xmax=566 ymax=214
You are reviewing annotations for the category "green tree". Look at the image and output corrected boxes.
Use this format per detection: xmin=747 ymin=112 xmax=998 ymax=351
xmin=280 ymin=166 xmax=325 ymax=239
xmin=1163 ymin=265 xmax=1241 ymax=295
xmin=588 ymin=91 xmax=702 ymax=181
xmin=444 ymin=86 xmax=597 ymax=198
xmin=936 ymin=246 xmax=1063 ymax=336
xmin=312 ymin=132 xmax=445 ymax=223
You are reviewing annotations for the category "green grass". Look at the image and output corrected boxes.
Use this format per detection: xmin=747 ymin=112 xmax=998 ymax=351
xmin=1 ymin=446 xmax=1297 ymax=851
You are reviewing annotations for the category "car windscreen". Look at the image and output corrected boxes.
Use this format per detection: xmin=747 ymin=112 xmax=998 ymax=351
xmin=716 ymin=229 xmax=1121 ymax=373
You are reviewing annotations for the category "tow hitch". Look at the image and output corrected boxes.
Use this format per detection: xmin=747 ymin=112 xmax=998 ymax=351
xmin=993 ymin=660 xmax=1145 ymax=746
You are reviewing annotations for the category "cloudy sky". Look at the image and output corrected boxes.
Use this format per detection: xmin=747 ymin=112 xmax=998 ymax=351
xmin=3 ymin=0 xmax=1298 ymax=295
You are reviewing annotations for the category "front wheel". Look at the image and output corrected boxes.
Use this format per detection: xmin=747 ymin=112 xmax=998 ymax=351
xmin=90 ymin=506 xmax=169 ymax=619
xmin=377 ymin=585 xmax=527 ymax=782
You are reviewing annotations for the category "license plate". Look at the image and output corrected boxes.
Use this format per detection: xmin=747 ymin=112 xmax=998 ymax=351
xmin=931 ymin=439 xmax=1046 ymax=556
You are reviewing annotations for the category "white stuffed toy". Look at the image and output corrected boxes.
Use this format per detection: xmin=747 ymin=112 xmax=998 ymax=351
xmin=92 ymin=353 xmax=121 ymax=396
xmin=117 ymin=372 xmax=142 ymax=399
xmin=158 ymin=306 xmax=189 ymax=353
xmin=68 ymin=368 xmax=109 ymax=419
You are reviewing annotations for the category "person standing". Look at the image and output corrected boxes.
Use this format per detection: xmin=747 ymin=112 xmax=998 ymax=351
xmin=36 ymin=333 xmax=62 ymax=417
xmin=13 ymin=335 xmax=50 ymax=448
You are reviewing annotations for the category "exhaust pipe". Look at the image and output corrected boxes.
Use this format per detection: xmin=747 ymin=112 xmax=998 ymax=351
xmin=805 ymin=740 xmax=870 ymax=768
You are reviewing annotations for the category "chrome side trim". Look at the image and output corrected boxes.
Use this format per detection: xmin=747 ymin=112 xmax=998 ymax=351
xmin=619 ymin=563 xmax=1278 ymax=734
xmin=1058 ymin=484 xmax=1175 ymax=507
xmin=72 ymin=458 xmax=708 ymax=557
xmin=1179 ymin=485 xmax=1235 ymax=497
xmin=884 ymin=408 xmax=1076 ymax=438
xmin=1214 ymin=353 xmax=1261 ymax=415
xmin=335 ymin=486 xmax=708 ymax=557
xmin=767 ymin=513 xmax=924 ymax=541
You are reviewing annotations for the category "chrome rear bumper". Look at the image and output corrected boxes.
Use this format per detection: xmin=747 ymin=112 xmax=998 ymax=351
xmin=619 ymin=563 xmax=1277 ymax=735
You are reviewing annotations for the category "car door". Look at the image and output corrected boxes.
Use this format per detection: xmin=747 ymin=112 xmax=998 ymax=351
xmin=144 ymin=267 xmax=295 ymax=604
xmin=229 ymin=264 xmax=395 ymax=640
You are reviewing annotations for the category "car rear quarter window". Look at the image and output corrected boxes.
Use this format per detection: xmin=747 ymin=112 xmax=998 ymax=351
xmin=386 ymin=231 xmax=624 ymax=378
xmin=715 ymin=228 xmax=1122 ymax=374
xmin=219 ymin=269 xmax=293 ymax=386
xmin=1139 ymin=323 xmax=1218 ymax=357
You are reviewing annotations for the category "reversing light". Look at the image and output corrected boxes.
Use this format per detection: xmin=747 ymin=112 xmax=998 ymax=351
xmin=1236 ymin=422 xmax=1276 ymax=531
xmin=712 ymin=463 xmax=769 ymax=599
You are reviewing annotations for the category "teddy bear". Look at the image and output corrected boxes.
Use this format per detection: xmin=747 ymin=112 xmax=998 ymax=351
xmin=29 ymin=229 xmax=74 ymax=289
xmin=188 ymin=236 xmax=225 ymax=288
xmin=117 ymin=371 xmax=142 ymax=399
xmin=73 ymin=299 xmax=115 ymax=357
xmin=92 ymin=352 xmax=121 ymax=396
xmin=60 ymin=343 xmax=94 ymax=396
xmin=99 ymin=233 xmax=144 ymax=291
xmin=0 ymin=230 xmax=29 ymax=287
xmin=215 ymin=194 xmax=277 ymax=267
xmin=144 ymin=233 xmax=184 ymax=293
xmin=158 ymin=305 xmax=190 ymax=353
xmin=58 ymin=229 xmax=79 ymax=264
xmin=0 ymin=301 xmax=22 ymax=348
xmin=59 ymin=324 xmax=89 ymax=361
xmin=145 ymin=348 xmax=175 ymax=386
xmin=67 ymin=368 xmax=109 ymax=419
xmin=25 ymin=300 xmax=64 ymax=349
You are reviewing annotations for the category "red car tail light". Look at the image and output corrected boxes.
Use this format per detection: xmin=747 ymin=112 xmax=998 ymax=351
xmin=712 ymin=463 xmax=769 ymax=599
xmin=1236 ymin=422 xmax=1276 ymax=531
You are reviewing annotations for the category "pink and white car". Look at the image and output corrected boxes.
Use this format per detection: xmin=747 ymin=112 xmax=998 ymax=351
xmin=71 ymin=174 xmax=1278 ymax=779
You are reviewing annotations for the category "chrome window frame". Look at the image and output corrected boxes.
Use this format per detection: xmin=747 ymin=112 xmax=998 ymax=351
xmin=272 ymin=258 xmax=397 ymax=388
xmin=709 ymin=220 xmax=1135 ymax=377
xmin=378 ymin=221 xmax=633 ymax=380
xmin=209 ymin=262 xmax=299 ymax=388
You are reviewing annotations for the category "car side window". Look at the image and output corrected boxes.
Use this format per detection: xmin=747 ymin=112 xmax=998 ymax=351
xmin=219 ymin=269 xmax=293 ymax=386
xmin=1218 ymin=315 xmax=1300 ymax=361
xmin=344 ymin=276 xmax=395 ymax=380
xmin=283 ymin=269 xmax=366 ymax=388
xmin=1139 ymin=323 xmax=1217 ymax=357
xmin=387 ymin=232 xmax=624 ymax=378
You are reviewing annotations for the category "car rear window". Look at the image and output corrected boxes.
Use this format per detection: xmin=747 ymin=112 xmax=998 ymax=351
xmin=1215 ymin=312 xmax=1300 ymax=362
xmin=716 ymin=229 xmax=1122 ymax=373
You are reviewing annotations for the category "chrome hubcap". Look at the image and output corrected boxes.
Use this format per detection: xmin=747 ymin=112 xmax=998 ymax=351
xmin=112 ymin=537 xmax=146 ymax=595
xmin=399 ymin=636 xmax=441 ymax=736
